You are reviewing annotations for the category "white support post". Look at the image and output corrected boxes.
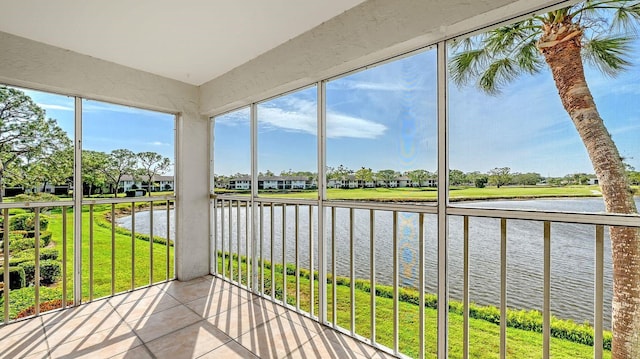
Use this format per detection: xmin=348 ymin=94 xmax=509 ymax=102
xmin=73 ymin=97 xmax=83 ymax=305
xmin=436 ymin=41 xmax=449 ymax=359
xmin=317 ymin=81 xmax=327 ymax=323
xmin=251 ymin=103 xmax=259 ymax=291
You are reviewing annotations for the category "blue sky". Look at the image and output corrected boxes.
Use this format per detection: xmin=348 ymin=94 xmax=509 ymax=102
xmin=214 ymin=38 xmax=640 ymax=178
xmin=20 ymin=89 xmax=175 ymax=174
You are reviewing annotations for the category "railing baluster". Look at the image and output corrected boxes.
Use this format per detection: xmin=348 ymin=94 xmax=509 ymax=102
xmin=594 ymin=225 xmax=604 ymax=359
xmin=270 ymin=203 xmax=275 ymax=301
xmin=3 ymin=208 xmax=8 ymax=323
xmin=393 ymin=211 xmax=399 ymax=355
xmin=500 ymin=218 xmax=507 ymax=359
xmin=370 ymin=209 xmax=376 ymax=345
xmin=62 ymin=206 xmax=68 ymax=308
xmin=150 ymin=202 xmax=154 ymax=285
xmin=89 ymin=205 xmax=94 ymax=301
xmin=310 ymin=205 xmax=314 ymax=317
xmin=332 ymin=206 xmax=337 ymax=326
xmin=295 ymin=204 xmax=300 ymax=310
xmin=543 ymin=221 xmax=551 ymax=359
xmin=246 ymin=200 xmax=250 ymax=289
xmin=221 ymin=199 xmax=226 ymax=278
xmin=111 ymin=204 xmax=115 ymax=296
xmin=260 ymin=203 xmax=264 ymax=294
xmin=283 ymin=204 xmax=287 ymax=304
xmin=213 ymin=199 xmax=218 ymax=275
xmin=237 ymin=200 xmax=241 ymax=284
xmin=228 ymin=200 xmax=233 ymax=281
xmin=463 ymin=216 xmax=470 ymax=359
xmin=34 ymin=208 xmax=41 ymax=315
xmin=419 ymin=213 xmax=425 ymax=359
xmin=350 ymin=208 xmax=355 ymax=335
xmin=166 ymin=200 xmax=171 ymax=280
xmin=131 ymin=202 xmax=136 ymax=291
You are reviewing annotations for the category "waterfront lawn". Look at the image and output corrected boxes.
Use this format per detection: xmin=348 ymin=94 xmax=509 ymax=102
xmin=254 ymin=185 xmax=601 ymax=201
xmin=46 ymin=205 xmax=174 ymax=301
xmin=220 ymin=258 xmax=610 ymax=359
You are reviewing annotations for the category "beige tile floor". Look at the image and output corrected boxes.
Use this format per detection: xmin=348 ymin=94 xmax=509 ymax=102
xmin=0 ymin=276 xmax=395 ymax=358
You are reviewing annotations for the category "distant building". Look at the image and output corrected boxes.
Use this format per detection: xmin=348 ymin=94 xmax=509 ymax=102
xmin=119 ymin=174 xmax=175 ymax=192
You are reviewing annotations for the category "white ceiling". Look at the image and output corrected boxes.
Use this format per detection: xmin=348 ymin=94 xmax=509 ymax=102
xmin=0 ymin=0 xmax=366 ymax=85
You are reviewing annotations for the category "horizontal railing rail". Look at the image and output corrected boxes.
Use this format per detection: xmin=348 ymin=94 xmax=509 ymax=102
xmin=448 ymin=205 xmax=640 ymax=227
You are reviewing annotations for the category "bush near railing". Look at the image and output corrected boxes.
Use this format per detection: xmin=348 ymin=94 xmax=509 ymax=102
xmin=8 ymin=237 xmax=48 ymax=252
xmin=95 ymin=212 xmax=174 ymax=247
xmin=11 ymin=248 xmax=59 ymax=261
xmin=0 ymin=267 xmax=26 ymax=290
xmin=9 ymin=259 xmax=61 ymax=286
xmin=9 ymin=213 xmax=50 ymax=232
xmin=216 ymin=251 xmax=612 ymax=350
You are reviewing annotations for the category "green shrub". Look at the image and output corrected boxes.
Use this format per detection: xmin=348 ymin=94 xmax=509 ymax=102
xmin=10 ymin=230 xmax=28 ymax=238
xmin=9 ymin=213 xmax=49 ymax=231
xmin=9 ymin=257 xmax=32 ymax=267
xmin=8 ymin=238 xmax=45 ymax=252
xmin=21 ymin=231 xmax=51 ymax=245
xmin=40 ymin=231 xmax=52 ymax=246
xmin=40 ymin=260 xmax=61 ymax=285
xmin=13 ymin=193 xmax=59 ymax=203
xmin=0 ymin=266 xmax=26 ymax=290
xmin=17 ymin=261 xmax=36 ymax=285
xmin=15 ymin=260 xmax=61 ymax=286
xmin=12 ymin=248 xmax=59 ymax=261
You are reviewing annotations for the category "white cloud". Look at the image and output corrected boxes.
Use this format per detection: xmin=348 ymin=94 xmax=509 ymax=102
xmin=38 ymin=103 xmax=74 ymax=111
xmin=344 ymin=80 xmax=411 ymax=92
xmin=256 ymin=98 xmax=387 ymax=139
xmin=147 ymin=141 xmax=170 ymax=146
xmin=326 ymin=113 xmax=387 ymax=139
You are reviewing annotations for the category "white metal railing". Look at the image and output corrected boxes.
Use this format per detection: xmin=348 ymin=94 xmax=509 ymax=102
xmin=0 ymin=195 xmax=175 ymax=324
xmin=212 ymin=194 xmax=640 ymax=359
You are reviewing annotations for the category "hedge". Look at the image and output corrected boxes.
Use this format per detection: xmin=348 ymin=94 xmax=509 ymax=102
xmin=15 ymin=260 xmax=61 ymax=286
xmin=0 ymin=266 xmax=26 ymax=290
xmin=12 ymin=248 xmax=59 ymax=261
xmin=9 ymin=213 xmax=49 ymax=231
xmin=8 ymin=238 xmax=46 ymax=252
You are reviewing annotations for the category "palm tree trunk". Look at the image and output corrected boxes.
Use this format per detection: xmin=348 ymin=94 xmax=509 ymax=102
xmin=540 ymin=22 xmax=640 ymax=358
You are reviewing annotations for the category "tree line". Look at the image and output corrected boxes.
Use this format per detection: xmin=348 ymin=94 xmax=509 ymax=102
xmin=217 ymin=165 xmax=640 ymax=189
xmin=0 ymin=85 xmax=171 ymax=201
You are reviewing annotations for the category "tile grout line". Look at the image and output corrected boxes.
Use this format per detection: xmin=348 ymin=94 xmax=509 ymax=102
xmin=106 ymin=298 xmax=158 ymax=359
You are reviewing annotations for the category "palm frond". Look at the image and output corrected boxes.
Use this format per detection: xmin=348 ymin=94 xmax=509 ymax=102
xmin=479 ymin=58 xmax=519 ymax=94
xmin=611 ymin=2 xmax=640 ymax=34
xmin=582 ymin=35 xmax=632 ymax=76
xmin=572 ymin=1 xmax=640 ymax=33
xmin=448 ymin=48 xmax=487 ymax=87
xmin=516 ymin=39 xmax=545 ymax=74
xmin=448 ymin=21 xmax=543 ymax=94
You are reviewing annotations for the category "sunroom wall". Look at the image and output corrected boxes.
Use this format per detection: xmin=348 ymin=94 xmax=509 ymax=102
xmin=0 ymin=31 xmax=209 ymax=281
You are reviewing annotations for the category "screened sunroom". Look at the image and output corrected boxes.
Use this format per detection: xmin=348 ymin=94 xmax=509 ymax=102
xmin=1 ymin=0 xmax=639 ymax=358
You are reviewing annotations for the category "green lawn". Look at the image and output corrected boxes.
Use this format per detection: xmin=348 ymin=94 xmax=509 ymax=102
xmin=237 ymin=185 xmax=605 ymax=201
